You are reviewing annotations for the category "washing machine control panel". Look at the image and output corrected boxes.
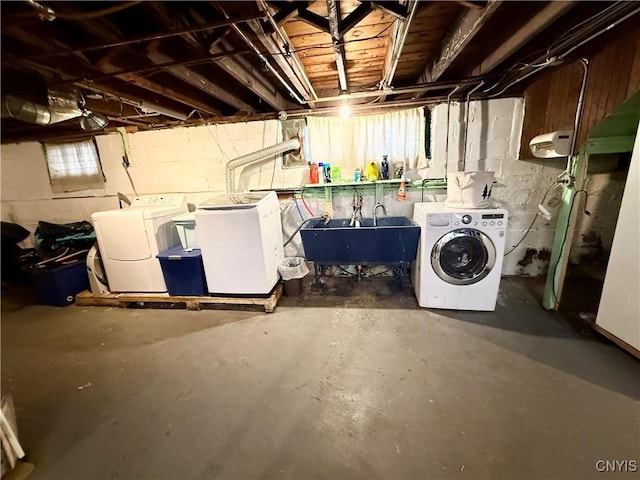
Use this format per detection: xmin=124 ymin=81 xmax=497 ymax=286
xmin=131 ymin=194 xmax=186 ymax=206
xmin=461 ymin=214 xmax=472 ymax=224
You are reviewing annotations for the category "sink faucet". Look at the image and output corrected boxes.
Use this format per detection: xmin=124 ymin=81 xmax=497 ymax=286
xmin=373 ymin=203 xmax=387 ymax=226
xmin=350 ymin=193 xmax=363 ymax=228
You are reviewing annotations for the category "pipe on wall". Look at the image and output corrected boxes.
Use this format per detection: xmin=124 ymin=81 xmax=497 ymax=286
xmin=226 ymin=137 xmax=301 ymax=193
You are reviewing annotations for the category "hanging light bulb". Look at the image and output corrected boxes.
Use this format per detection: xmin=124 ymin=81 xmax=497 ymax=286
xmin=80 ymin=111 xmax=109 ymax=131
xmin=78 ymin=91 xmax=109 ymax=131
xmin=339 ymin=95 xmax=351 ymax=118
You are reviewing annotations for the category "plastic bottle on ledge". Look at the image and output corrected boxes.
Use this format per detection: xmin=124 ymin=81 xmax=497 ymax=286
xmin=309 ymin=163 xmax=319 ymax=184
xmin=397 ymin=179 xmax=407 ymax=201
xmin=366 ymin=161 xmax=379 ymax=182
xmin=381 ymin=155 xmax=389 ymax=180
xmin=317 ymin=163 xmax=325 ymax=184
xmin=324 ymin=162 xmax=332 ymax=183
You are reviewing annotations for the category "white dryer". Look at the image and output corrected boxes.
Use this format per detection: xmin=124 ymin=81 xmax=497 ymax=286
xmin=196 ymin=191 xmax=284 ymax=295
xmin=412 ymin=203 xmax=508 ymax=311
xmin=91 ymin=194 xmax=187 ymax=292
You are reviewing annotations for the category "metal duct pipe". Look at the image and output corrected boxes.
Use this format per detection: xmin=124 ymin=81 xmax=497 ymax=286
xmin=226 ymin=137 xmax=301 ymax=193
xmin=2 ymin=94 xmax=82 ymax=124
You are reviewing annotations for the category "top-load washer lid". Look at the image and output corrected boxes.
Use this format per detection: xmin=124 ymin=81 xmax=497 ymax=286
xmin=198 ymin=191 xmax=275 ymax=210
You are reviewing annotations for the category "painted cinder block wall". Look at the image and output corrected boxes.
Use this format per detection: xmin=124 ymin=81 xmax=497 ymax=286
xmin=1 ymin=97 xmax=576 ymax=276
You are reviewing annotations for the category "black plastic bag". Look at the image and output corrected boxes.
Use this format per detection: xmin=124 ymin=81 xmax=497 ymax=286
xmin=34 ymin=220 xmax=96 ymax=254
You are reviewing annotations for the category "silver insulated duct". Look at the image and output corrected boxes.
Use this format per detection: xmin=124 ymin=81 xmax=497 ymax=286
xmin=2 ymin=93 xmax=82 ymax=125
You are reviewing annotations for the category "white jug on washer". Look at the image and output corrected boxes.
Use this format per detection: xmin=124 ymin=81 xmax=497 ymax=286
xmin=445 ymin=171 xmax=495 ymax=209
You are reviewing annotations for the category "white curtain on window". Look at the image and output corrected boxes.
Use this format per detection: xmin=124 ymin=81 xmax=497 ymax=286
xmin=45 ymin=140 xmax=105 ymax=192
xmin=306 ymin=107 xmax=426 ymax=174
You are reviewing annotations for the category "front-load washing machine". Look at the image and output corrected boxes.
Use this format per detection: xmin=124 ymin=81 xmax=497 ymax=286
xmin=412 ymin=203 xmax=508 ymax=311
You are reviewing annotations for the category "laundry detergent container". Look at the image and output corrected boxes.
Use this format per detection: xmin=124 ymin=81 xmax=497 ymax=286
xmin=173 ymin=212 xmax=199 ymax=249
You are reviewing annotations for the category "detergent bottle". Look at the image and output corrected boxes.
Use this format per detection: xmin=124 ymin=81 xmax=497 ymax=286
xmin=366 ymin=161 xmax=379 ymax=182
xmin=380 ymin=155 xmax=389 ymax=180
xmin=397 ymin=179 xmax=407 ymax=201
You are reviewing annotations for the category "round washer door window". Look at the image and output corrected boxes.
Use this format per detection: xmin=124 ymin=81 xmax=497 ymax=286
xmin=431 ymin=229 xmax=496 ymax=285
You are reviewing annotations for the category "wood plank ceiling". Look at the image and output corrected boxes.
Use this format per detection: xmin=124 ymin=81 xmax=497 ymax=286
xmin=1 ymin=1 xmax=639 ymax=143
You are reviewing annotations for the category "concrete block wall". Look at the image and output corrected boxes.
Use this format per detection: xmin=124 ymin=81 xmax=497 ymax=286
xmin=427 ymin=98 xmax=567 ymax=276
xmin=1 ymin=120 xmax=307 ymax=239
xmin=1 ymin=97 xmax=583 ymax=276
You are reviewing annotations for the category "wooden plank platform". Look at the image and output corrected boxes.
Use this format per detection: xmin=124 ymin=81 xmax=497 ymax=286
xmin=75 ymin=284 xmax=283 ymax=313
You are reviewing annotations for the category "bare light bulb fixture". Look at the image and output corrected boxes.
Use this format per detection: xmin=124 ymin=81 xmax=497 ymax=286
xmin=78 ymin=91 xmax=109 ymax=132
xmin=339 ymin=95 xmax=351 ymax=118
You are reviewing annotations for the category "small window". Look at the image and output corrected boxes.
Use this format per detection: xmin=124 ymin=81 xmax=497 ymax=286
xmin=43 ymin=139 xmax=105 ymax=192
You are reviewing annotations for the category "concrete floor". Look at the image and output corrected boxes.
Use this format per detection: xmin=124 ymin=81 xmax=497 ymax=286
xmin=1 ymin=276 xmax=639 ymax=480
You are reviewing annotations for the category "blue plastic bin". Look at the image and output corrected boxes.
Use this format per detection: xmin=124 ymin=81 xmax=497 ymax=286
xmin=28 ymin=260 xmax=89 ymax=306
xmin=156 ymin=246 xmax=207 ymax=296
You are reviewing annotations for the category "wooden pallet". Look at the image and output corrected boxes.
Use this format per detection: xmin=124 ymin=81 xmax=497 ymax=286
xmin=75 ymin=284 xmax=282 ymax=313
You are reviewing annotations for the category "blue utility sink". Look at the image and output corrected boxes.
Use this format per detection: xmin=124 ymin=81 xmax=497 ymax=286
xmin=300 ymin=216 xmax=420 ymax=264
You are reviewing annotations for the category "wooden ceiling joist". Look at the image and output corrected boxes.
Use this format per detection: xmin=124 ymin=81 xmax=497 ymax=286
xmin=370 ymin=1 xmax=409 ymax=20
xmin=210 ymin=39 xmax=297 ymax=111
xmin=380 ymin=0 xmax=420 ymax=91
xmin=246 ymin=18 xmax=315 ymax=102
xmin=473 ymin=1 xmax=576 ymax=76
xmin=416 ymin=0 xmax=501 ymax=84
xmin=146 ymin=48 xmax=253 ymax=113
xmin=326 ymin=0 xmax=348 ymax=91
xmin=296 ymin=9 xmax=331 ymax=33
xmin=339 ymin=3 xmax=374 ymax=36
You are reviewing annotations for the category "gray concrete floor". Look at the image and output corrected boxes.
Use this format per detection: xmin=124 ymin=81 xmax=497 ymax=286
xmin=1 ymin=276 xmax=639 ymax=480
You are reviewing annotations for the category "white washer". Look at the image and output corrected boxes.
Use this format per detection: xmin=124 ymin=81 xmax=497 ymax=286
xmin=91 ymin=194 xmax=187 ymax=292
xmin=196 ymin=191 xmax=284 ymax=295
xmin=412 ymin=203 xmax=508 ymax=311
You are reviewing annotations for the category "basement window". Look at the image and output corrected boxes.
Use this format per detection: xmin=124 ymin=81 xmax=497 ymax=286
xmin=43 ymin=139 xmax=105 ymax=193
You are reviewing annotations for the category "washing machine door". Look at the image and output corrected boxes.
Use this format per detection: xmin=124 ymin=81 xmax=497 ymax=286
xmin=431 ymin=229 xmax=496 ymax=285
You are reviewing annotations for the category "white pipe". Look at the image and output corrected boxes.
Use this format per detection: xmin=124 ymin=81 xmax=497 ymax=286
xmin=226 ymin=137 xmax=301 ymax=193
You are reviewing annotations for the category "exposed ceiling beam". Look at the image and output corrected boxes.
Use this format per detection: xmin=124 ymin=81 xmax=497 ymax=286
xmin=326 ymin=0 xmax=348 ymax=91
xmin=112 ymin=70 xmax=222 ymax=117
xmin=297 ymin=9 xmax=331 ymax=33
xmin=47 ymin=52 xmax=247 ymax=87
xmin=14 ymin=57 xmax=193 ymax=121
xmin=380 ymin=0 xmax=420 ymax=93
xmin=246 ymin=18 xmax=315 ymax=102
xmin=55 ymin=4 xmax=225 ymax=117
xmin=370 ymin=1 xmax=408 ymax=20
xmin=473 ymin=1 xmax=576 ymax=76
xmin=7 ymin=13 xmax=260 ymax=65
xmin=256 ymin=0 xmax=318 ymax=102
xmin=416 ymin=0 xmax=502 ymax=85
xmin=146 ymin=47 xmax=255 ymax=113
xmin=456 ymin=1 xmax=487 ymax=10
xmin=272 ymin=2 xmax=303 ymax=26
xmin=209 ymin=39 xmax=297 ymax=111
xmin=339 ymin=3 xmax=373 ymax=36
xmin=75 ymin=81 xmax=191 ymax=120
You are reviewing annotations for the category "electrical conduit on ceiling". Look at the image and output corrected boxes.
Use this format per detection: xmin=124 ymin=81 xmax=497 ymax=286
xmin=226 ymin=137 xmax=301 ymax=193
